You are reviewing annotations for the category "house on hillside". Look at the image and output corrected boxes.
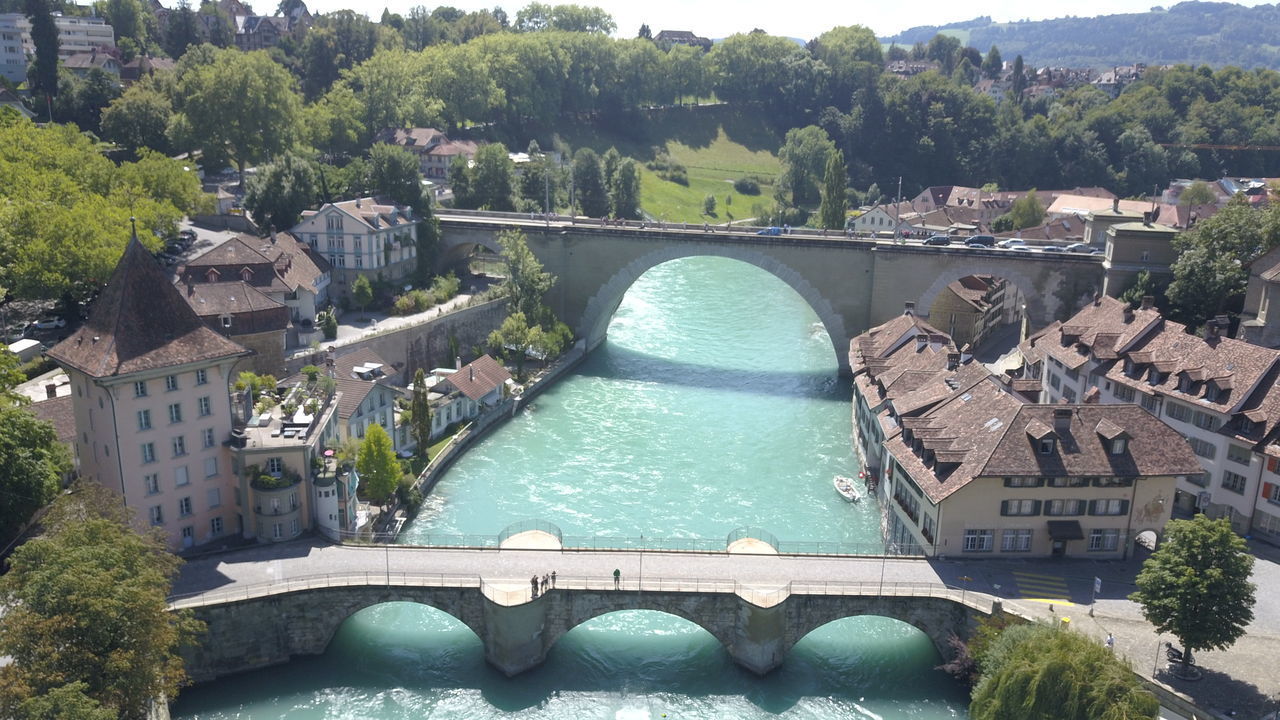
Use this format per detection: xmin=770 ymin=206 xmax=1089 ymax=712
xmin=427 ymin=355 xmax=511 ymax=440
xmin=654 ymin=29 xmax=712 ymax=51
xmin=373 ymin=127 xmax=479 ymax=181
xmin=928 ymin=275 xmax=1012 ymax=349
xmin=63 ymin=50 xmax=121 ymax=78
xmin=291 ymin=197 xmax=418 ymax=299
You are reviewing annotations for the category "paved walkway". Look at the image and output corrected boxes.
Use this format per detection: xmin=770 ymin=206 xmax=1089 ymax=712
xmin=173 ymin=540 xmax=1280 ymax=718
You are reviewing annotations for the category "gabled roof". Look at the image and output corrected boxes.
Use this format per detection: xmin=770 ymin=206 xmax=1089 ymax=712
xmin=48 ymin=238 xmax=248 ymax=378
xmin=443 ymin=354 xmax=511 ymax=401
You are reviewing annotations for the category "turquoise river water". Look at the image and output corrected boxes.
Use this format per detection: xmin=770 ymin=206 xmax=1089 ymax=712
xmin=172 ymin=257 xmax=969 ymax=719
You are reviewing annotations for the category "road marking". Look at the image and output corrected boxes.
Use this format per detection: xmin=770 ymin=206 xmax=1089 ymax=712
xmin=1011 ymin=570 xmax=1071 ymax=601
xmin=1023 ymin=598 xmax=1076 ymax=607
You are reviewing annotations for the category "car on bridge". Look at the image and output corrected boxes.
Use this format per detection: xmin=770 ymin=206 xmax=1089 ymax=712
xmin=1063 ymin=242 xmax=1095 ymax=254
xmin=756 ymin=226 xmax=782 ymax=236
xmin=923 ymin=235 xmax=951 ymax=246
xmin=966 ymin=234 xmax=996 ymax=247
xmin=997 ymin=239 xmax=1027 ymax=250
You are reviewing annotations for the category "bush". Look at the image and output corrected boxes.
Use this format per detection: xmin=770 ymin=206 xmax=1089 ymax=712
xmin=645 ymin=152 xmax=688 ymax=185
xmin=19 ymin=355 xmax=56 ymax=380
xmin=733 ymin=177 xmax=761 ymax=195
xmin=300 ymin=365 xmax=321 ymax=382
xmin=431 ymin=272 xmax=461 ymax=302
xmin=319 ymin=311 xmax=338 ymax=339
xmin=396 ymin=475 xmax=424 ymax=518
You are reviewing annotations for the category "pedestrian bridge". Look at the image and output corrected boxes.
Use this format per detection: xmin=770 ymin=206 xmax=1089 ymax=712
xmin=436 ymin=211 xmax=1106 ymax=373
xmin=173 ymin=565 xmax=998 ymax=682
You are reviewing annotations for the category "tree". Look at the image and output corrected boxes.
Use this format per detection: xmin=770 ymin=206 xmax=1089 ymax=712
xmin=703 ymin=193 xmax=716 ymax=216
xmin=100 ymin=82 xmax=174 ymax=156
xmin=351 ymin=274 xmax=373 ymax=317
xmin=612 ymin=157 xmax=641 ymax=219
xmin=810 ymin=25 xmax=882 ymax=111
xmin=243 ymin=152 xmax=318 ymax=231
xmin=171 ymin=48 xmax=303 ymax=185
xmin=573 ymin=147 xmax=609 ymax=217
xmin=1007 ymin=189 xmax=1045 ymax=230
xmin=165 ymin=0 xmax=202 ymax=58
xmin=24 ymin=0 xmax=59 ymax=98
xmin=319 ymin=309 xmax=338 ymax=339
xmin=637 ymin=23 xmax=650 ymax=39
xmin=0 ymin=482 xmax=201 ymax=720
xmin=981 ymin=45 xmax=1003 ymax=79
xmin=497 ymin=229 xmax=554 ymax=320
xmin=970 ymin=623 xmax=1159 ymax=720
xmin=1167 ymin=196 xmax=1280 ymax=326
xmin=1010 ymin=54 xmax=1026 ymax=102
xmin=818 ymin=149 xmax=848 ymax=230
xmin=1179 ymin=180 xmax=1217 ymax=206
xmin=0 ymin=404 xmax=68 ymax=542
xmin=1130 ymin=515 xmax=1256 ymax=668
xmin=488 ymin=310 xmax=540 ymax=378
xmin=367 ymin=142 xmax=426 ymax=213
xmin=469 ymin=142 xmax=515 ymax=212
xmin=778 ymin=125 xmax=837 ymax=206
xmin=355 ymin=423 xmax=399 ymax=507
xmin=409 ymin=368 xmax=431 ymax=456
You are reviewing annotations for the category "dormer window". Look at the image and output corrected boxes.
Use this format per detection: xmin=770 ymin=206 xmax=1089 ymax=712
xmin=1147 ymin=368 xmax=1164 ymax=386
xmin=1124 ymin=358 xmax=1135 ymax=376
xmin=205 ymin=269 xmax=219 ymax=283
xmin=1239 ymin=417 xmax=1256 ymax=434
xmin=1110 ymin=438 xmax=1128 ymax=455
xmin=1205 ymin=384 xmax=1221 ymax=402
xmin=1039 ymin=438 xmax=1056 ymax=455
xmin=240 ymin=267 xmax=253 ymax=282
xmin=1178 ymin=376 xmax=1191 ymax=393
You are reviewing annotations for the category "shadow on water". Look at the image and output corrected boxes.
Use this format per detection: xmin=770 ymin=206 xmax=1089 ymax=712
xmin=172 ymin=606 xmax=968 ymax=718
xmin=574 ymin=343 xmax=848 ymax=401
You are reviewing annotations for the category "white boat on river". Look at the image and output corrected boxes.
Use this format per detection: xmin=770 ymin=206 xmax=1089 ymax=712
xmin=834 ymin=475 xmax=862 ymax=502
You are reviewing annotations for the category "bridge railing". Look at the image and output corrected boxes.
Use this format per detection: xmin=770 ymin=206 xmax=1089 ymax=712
xmin=497 ymin=519 xmax=565 ymax=546
xmin=170 ymin=570 xmax=995 ymax=614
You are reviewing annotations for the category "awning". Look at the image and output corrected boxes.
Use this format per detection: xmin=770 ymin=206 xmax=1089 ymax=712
xmin=1046 ymin=520 xmax=1085 ymax=541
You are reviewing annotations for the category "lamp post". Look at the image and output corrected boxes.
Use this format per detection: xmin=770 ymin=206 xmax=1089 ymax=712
xmin=638 ymin=533 xmax=644 ymax=594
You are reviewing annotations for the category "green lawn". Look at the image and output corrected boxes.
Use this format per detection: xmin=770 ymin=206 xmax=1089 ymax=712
xmin=426 ymin=424 xmax=465 ymax=460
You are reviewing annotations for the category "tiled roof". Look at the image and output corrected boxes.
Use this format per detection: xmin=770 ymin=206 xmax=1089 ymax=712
xmin=300 ymin=198 xmax=418 ymax=233
xmin=373 ymin=127 xmax=447 ymax=149
xmin=1047 ymin=195 xmax=1150 ymax=217
xmin=181 ymin=280 xmax=283 ymax=316
xmin=444 ymin=354 xmax=511 ymax=401
xmin=946 ymin=275 xmax=1000 ymax=310
xmin=27 ymin=395 xmax=76 ymax=445
xmin=48 ymin=238 xmax=248 ymax=378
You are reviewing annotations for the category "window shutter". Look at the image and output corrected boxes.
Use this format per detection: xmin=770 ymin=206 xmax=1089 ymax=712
xmin=1000 ymin=500 xmax=1010 ymax=516
xmin=1032 ymin=500 xmax=1042 ymax=515
xmin=1264 ymin=482 xmax=1275 ymax=500
xmin=1119 ymin=500 xmax=1130 ymax=515
xmin=1087 ymin=500 xmax=1099 ymax=516
xmin=1269 ymin=457 xmax=1278 ymax=473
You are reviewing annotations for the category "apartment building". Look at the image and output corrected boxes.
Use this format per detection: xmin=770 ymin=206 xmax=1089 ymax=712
xmin=0 ymin=13 xmax=115 ymax=83
xmin=1021 ymin=294 xmax=1280 ymax=542
xmin=292 ymin=197 xmax=419 ymax=299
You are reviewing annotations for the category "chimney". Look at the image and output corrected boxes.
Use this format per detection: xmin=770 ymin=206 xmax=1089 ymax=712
xmin=1052 ymin=407 xmax=1073 ymax=432
xmin=45 ymin=383 xmax=57 ymax=400
xmin=469 ymin=365 xmax=474 ymax=382
xmin=1140 ymin=296 xmax=1154 ymax=311
xmin=1122 ymin=306 xmax=1135 ymax=322
xmin=1093 ymin=292 xmax=1101 ymax=306
xmin=1142 ymin=211 xmax=1153 ymax=226
xmin=960 ymin=344 xmax=973 ymax=364
xmin=904 ymin=301 xmax=916 ymax=316
xmin=1205 ymin=321 xmax=1219 ymax=340
xmin=186 ymin=275 xmax=194 ymax=296
xmin=456 ymin=356 xmax=462 ymax=370
xmin=1112 ymin=197 xmax=1119 ymax=213
xmin=915 ymin=333 xmax=928 ymax=352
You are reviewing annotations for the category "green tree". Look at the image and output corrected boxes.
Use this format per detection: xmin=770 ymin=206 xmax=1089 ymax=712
xmin=165 ymin=0 xmax=202 ymax=58
xmin=810 ymin=25 xmax=882 ymax=111
xmin=488 ymin=310 xmax=540 ymax=378
xmin=470 ymin=142 xmax=515 ymax=211
xmin=367 ymin=142 xmax=426 ymax=213
xmin=703 ymin=193 xmax=716 ymax=216
xmin=1007 ymin=189 xmax=1045 ymax=230
xmin=171 ymin=48 xmax=303 ymax=184
xmin=351 ymin=274 xmax=373 ymax=317
xmin=778 ymin=125 xmax=837 ymax=206
xmin=1130 ymin=515 xmax=1256 ymax=667
xmin=0 ymin=404 xmax=68 ymax=542
xmin=1118 ymin=269 xmax=1168 ymax=308
xmin=24 ymin=0 xmax=59 ymax=98
xmin=612 ymin=157 xmax=641 ymax=219
xmin=981 ymin=45 xmax=1003 ymax=79
xmin=52 ymin=67 xmax=121 ymax=133
xmin=100 ymin=82 xmax=174 ymax=156
xmin=356 ymin=423 xmax=400 ymax=507
xmin=1167 ymin=196 xmax=1280 ymax=326
xmin=970 ymin=623 xmax=1159 ymax=720
xmin=1179 ymin=180 xmax=1217 ymax=206
xmin=818 ymin=149 xmax=848 ymax=229
xmin=1010 ymin=54 xmax=1026 ymax=102
xmin=0 ymin=482 xmax=202 ymax=720
xmin=13 ymin=681 xmax=117 ymax=720
xmin=409 ymin=368 xmax=431 ymax=456
xmin=243 ymin=152 xmax=318 ymax=231
xmin=497 ymin=229 xmax=554 ymax=320
xmin=573 ymin=147 xmax=608 ymax=217
xmin=319 ymin=309 xmax=338 ymax=339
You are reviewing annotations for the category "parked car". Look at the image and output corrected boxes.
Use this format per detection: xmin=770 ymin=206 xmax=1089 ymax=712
xmin=29 ymin=317 xmax=66 ymax=330
xmin=967 ymin=234 xmax=996 ymax=247
xmin=997 ymin=239 xmax=1027 ymax=249
xmin=1009 ymin=245 xmax=1032 ymax=252
xmin=1040 ymin=245 xmax=1067 ymax=253
xmin=966 ymin=242 xmax=991 ymax=249
xmin=923 ymin=235 xmax=951 ymax=246
xmin=756 ymin=226 xmax=782 ymax=236
xmin=1063 ymin=242 xmax=1095 ymax=254
xmin=178 ymin=229 xmax=197 ymax=240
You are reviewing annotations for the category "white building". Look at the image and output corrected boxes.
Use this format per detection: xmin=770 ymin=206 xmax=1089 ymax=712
xmin=292 ymin=197 xmax=419 ymax=301
xmin=426 ymin=355 xmax=511 ymax=440
xmin=0 ymin=12 xmax=115 ymax=83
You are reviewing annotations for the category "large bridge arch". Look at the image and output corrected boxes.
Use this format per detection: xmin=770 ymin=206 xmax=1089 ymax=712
xmin=779 ymin=595 xmax=976 ymax=661
xmin=542 ymin=597 xmax=738 ymax=659
xmin=578 ymin=245 xmax=852 ymax=372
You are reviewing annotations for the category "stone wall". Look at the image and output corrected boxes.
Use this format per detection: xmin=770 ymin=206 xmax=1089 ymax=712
xmin=284 ymin=298 xmax=509 ymax=378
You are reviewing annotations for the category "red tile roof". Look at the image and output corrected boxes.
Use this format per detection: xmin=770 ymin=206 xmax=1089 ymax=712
xmin=444 ymin=355 xmax=511 ymax=401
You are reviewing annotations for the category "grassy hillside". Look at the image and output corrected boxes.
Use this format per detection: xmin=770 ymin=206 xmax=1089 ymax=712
xmin=882 ymin=1 xmax=1280 ymax=69
xmin=556 ymin=105 xmax=783 ymax=224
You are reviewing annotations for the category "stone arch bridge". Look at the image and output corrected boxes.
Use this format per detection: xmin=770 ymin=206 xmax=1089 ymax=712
xmin=175 ymin=571 xmax=997 ymax=682
xmin=437 ymin=214 xmax=1105 ymax=374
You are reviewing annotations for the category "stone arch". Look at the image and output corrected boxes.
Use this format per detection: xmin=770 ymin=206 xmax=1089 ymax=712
xmin=541 ymin=592 xmax=740 ymax=660
xmin=437 ymin=233 xmax=505 ymax=273
xmin=913 ymin=258 xmax=1052 ymax=331
xmin=311 ymin=588 xmax=488 ymax=656
xmin=779 ymin=595 xmax=974 ymax=660
xmin=577 ymin=244 xmax=852 ymax=372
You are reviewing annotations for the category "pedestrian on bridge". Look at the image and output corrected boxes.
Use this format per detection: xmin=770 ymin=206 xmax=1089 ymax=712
xmin=551 ymin=571 xmax=557 ymax=588
xmin=613 ymin=568 xmax=621 ymax=589
xmin=542 ymin=574 xmax=550 ymax=593
xmin=531 ymin=575 xmax=539 ymax=598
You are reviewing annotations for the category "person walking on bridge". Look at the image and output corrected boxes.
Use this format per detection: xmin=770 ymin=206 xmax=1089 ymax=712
xmin=551 ymin=571 xmax=557 ymax=588
xmin=613 ymin=568 xmax=621 ymax=589
xmin=531 ymin=575 xmax=539 ymax=598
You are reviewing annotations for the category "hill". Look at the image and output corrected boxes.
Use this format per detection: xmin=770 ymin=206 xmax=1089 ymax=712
xmin=881 ymin=1 xmax=1280 ymax=69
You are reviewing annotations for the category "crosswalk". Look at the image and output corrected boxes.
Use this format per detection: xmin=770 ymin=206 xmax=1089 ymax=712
xmin=1010 ymin=570 xmax=1074 ymax=604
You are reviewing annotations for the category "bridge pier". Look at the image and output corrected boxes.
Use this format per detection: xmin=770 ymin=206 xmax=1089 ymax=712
xmin=482 ymin=592 xmax=553 ymax=676
xmin=726 ymin=598 xmax=788 ymax=674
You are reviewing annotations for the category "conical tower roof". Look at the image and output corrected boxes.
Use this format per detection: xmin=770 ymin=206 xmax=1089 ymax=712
xmin=48 ymin=235 xmax=248 ymax=379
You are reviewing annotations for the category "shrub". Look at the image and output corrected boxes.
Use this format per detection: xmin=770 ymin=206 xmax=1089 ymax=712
xmin=733 ymin=177 xmax=761 ymax=195
xmin=645 ymin=152 xmax=689 ymax=185
xmin=300 ymin=365 xmax=321 ymax=382
xmin=319 ymin=311 xmax=338 ymax=339
xmin=431 ymin=272 xmax=461 ymax=302
xmin=19 ymin=356 xmax=56 ymax=380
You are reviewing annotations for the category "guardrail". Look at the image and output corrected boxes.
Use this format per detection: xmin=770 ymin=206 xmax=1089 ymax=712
xmin=498 ymin=518 xmax=565 ymax=545
xmin=168 ymin=569 xmax=994 ymax=614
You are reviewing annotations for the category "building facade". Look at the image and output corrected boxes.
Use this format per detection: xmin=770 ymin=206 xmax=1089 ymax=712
xmin=292 ymin=197 xmax=419 ymax=300
xmin=0 ymin=13 xmax=115 ymax=83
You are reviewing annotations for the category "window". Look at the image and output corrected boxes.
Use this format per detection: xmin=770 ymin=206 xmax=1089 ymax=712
xmin=266 ymin=457 xmax=283 ymax=474
xmin=963 ymin=529 xmax=994 ymax=552
xmin=198 ymin=396 xmax=212 ymax=417
xmin=1046 ymin=499 xmax=1085 ymax=516
xmin=165 ymin=375 xmax=179 ymax=392
xmin=172 ymin=436 xmax=187 ymax=457
xmin=150 ymin=505 xmax=164 ymax=525
xmin=290 ymin=518 xmax=299 ymax=536
xmin=1050 ymin=373 xmax=1061 ymax=390
xmin=204 ymin=456 xmax=218 ymax=478
xmin=1001 ymin=529 xmax=1033 ymax=552
xmin=1193 ymin=411 xmax=1220 ymax=431
xmin=200 ymin=427 xmax=214 ymax=449
xmin=1110 ymin=438 xmax=1127 ymax=455
xmin=175 ymin=466 xmax=189 ymax=487
xmin=1140 ymin=393 xmax=1160 ymax=413
xmin=211 ymin=516 xmax=224 ymax=536
xmin=1188 ymin=437 xmax=1217 ymax=459
xmin=1048 ymin=477 xmax=1090 ymax=488
xmin=1166 ymin=402 xmax=1191 ymax=422
xmin=272 ymin=522 xmax=284 ymax=539
xmin=1088 ymin=528 xmax=1121 ymax=552
xmin=1187 ymin=471 xmax=1210 ymax=488
xmin=1090 ymin=498 xmax=1128 ymax=516
xmin=1001 ymin=499 xmax=1041 ymax=516
xmin=134 ymin=380 xmax=148 ymax=397
xmin=1238 ymin=417 xmax=1257 ymax=435
xmin=1039 ymin=438 xmax=1056 ymax=455
xmin=1092 ymin=477 xmax=1133 ymax=488
xmin=168 ymin=403 xmax=182 ymax=424
xmin=137 ymin=409 xmax=152 ymax=431
xmin=1227 ymin=445 xmax=1252 ymax=466
xmin=144 ymin=473 xmax=159 ymax=495
xmin=1222 ymin=470 xmax=1248 ymax=495
xmin=207 ymin=487 xmax=221 ymax=508
xmin=178 ymin=497 xmax=192 ymax=517
xmin=196 ymin=369 xmax=208 ymax=385
xmin=1114 ymin=384 xmax=1135 ymax=402
xmin=141 ymin=442 xmax=156 ymax=464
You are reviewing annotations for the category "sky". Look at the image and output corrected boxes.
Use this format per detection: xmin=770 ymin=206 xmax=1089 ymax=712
xmin=297 ymin=0 xmax=1274 ymax=40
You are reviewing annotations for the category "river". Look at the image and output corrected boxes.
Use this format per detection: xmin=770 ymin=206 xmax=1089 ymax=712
xmin=172 ymin=257 xmax=969 ymax=719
